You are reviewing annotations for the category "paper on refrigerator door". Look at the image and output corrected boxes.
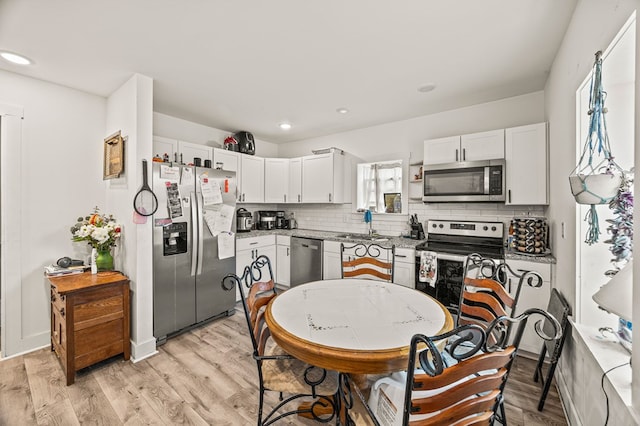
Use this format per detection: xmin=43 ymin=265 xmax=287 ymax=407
xmin=180 ymin=166 xmax=194 ymax=185
xmin=200 ymin=174 xmax=223 ymax=206
xmin=203 ymin=204 xmax=235 ymax=236
xmin=218 ymin=232 xmax=235 ymax=259
xmin=160 ymin=165 xmax=180 ymax=180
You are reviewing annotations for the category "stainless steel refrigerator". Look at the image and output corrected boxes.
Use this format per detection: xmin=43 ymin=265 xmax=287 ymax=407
xmin=152 ymin=163 xmax=236 ymax=343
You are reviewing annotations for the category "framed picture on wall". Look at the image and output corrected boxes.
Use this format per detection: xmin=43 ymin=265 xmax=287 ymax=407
xmin=384 ymin=192 xmax=400 ymax=213
xmin=103 ymin=131 xmax=124 ymax=180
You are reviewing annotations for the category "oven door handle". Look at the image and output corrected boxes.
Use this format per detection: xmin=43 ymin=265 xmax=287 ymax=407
xmin=433 ymin=253 xmax=468 ymax=262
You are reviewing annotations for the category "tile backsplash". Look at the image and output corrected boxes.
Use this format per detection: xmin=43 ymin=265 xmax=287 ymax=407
xmin=242 ymin=201 xmax=547 ymax=242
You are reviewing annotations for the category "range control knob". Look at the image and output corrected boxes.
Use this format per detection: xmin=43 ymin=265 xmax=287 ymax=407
xmin=432 ymin=224 xmax=437 ymax=228
xmin=491 ymin=226 xmax=497 ymax=231
xmin=439 ymin=224 xmax=444 ymax=228
xmin=483 ymin=226 xmax=488 ymax=231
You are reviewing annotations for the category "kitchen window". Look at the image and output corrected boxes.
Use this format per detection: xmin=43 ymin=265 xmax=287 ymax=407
xmin=356 ymin=160 xmax=403 ymax=213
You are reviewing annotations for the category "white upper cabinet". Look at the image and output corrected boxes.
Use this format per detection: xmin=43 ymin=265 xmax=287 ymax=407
xmin=424 ymin=130 xmax=504 ymax=165
xmin=460 ymin=129 xmax=504 ymax=161
xmin=423 ymin=136 xmax=461 ymax=165
xmin=240 ymin=155 xmax=264 ymax=203
xmin=288 ymin=157 xmax=302 ymax=203
xmin=178 ymin=140 xmax=212 ymax=165
xmin=302 ymin=152 xmax=344 ymax=203
xmin=152 ymin=136 xmax=212 ymax=165
xmin=212 ymin=148 xmax=239 ymax=173
xmin=153 ymin=136 xmax=178 ymax=162
xmin=264 ymin=158 xmax=290 ymax=203
xmin=505 ymin=123 xmax=548 ymax=205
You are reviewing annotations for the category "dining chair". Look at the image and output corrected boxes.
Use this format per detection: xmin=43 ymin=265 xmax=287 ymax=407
xmin=221 ymin=255 xmax=339 ymax=426
xmin=533 ymin=288 xmax=571 ymax=411
xmin=340 ymin=242 xmax=395 ymax=282
xmin=457 ymin=253 xmax=544 ymax=345
xmin=397 ymin=308 xmax=562 ymax=426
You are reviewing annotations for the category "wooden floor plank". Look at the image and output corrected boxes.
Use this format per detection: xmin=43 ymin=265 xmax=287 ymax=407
xmin=0 ymin=302 xmax=568 ymax=425
xmin=0 ymin=355 xmax=38 ymax=425
xmin=23 ymin=349 xmax=81 ymax=426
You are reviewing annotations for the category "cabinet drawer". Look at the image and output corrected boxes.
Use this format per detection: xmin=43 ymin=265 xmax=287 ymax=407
xmin=51 ymin=288 xmax=66 ymax=313
xmin=276 ymin=235 xmax=290 ymax=245
xmin=237 ymin=235 xmax=276 ymax=251
xmin=75 ymin=318 xmax=124 ymax=369
xmin=394 ymin=248 xmax=415 ymax=263
xmin=507 ymin=260 xmax=551 ymax=282
xmin=74 ymin=294 xmax=124 ymax=331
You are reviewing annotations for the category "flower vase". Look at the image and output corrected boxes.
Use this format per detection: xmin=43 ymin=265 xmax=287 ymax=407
xmin=95 ymin=248 xmax=114 ymax=272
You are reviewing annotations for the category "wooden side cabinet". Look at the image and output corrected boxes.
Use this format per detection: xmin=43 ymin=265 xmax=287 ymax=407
xmin=48 ymin=271 xmax=130 ymax=385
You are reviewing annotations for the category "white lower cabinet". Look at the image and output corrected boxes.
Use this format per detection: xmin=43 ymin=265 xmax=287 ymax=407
xmin=505 ymin=259 xmax=552 ymax=354
xmin=393 ymin=248 xmax=415 ymax=288
xmin=235 ymin=235 xmax=276 ymax=302
xmin=323 ymin=240 xmax=342 ymax=280
xmin=276 ymin=235 xmax=290 ymax=287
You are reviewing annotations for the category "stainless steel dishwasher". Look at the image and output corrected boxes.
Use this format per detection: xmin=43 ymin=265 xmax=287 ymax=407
xmin=290 ymin=237 xmax=324 ymax=286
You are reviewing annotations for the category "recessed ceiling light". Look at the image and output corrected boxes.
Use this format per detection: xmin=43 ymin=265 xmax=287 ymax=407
xmin=279 ymin=122 xmax=292 ymax=130
xmin=417 ymin=83 xmax=436 ymax=93
xmin=336 ymin=108 xmax=349 ymax=114
xmin=0 ymin=51 xmax=32 ymax=65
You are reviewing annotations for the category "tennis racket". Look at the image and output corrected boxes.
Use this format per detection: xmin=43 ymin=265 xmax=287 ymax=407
xmin=133 ymin=159 xmax=158 ymax=216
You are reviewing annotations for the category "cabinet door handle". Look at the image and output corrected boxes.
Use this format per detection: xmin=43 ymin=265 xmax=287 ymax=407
xmin=508 ymin=189 xmax=511 ymax=203
xmin=455 ymin=149 xmax=459 ymax=162
xmin=284 ymin=194 xmax=287 ymax=203
xmin=396 ymin=254 xmax=407 ymax=258
xmin=329 ymin=193 xmax=332 ymax=202
xmin=180 ymin=153 xmax=183 ymax=164
xmin=508 ymin=277 xmax=512 ymax=293
xmin=174 ymin=152 xmax=178 ymax=163
xmin=287 ymin=247 xmax=289 ymax=256
xmin=298 ymin=194 xmax=301 ymax=202
xmin=463 ymin=148 xmax=466 ymax=161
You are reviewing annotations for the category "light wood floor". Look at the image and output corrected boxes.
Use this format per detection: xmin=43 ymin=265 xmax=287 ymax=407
xmin=0 ymin=306 xmax=568 ymax=425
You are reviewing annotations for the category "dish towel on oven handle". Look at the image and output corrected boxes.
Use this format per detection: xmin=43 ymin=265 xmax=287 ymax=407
xmin=418 ymin=251 xmax=437 ymax=287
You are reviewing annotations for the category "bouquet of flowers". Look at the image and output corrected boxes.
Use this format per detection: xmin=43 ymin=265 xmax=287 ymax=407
xmin=71 ymin=207 xmax=122 ymax=251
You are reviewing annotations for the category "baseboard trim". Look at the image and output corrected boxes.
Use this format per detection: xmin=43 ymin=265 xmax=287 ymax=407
xmin=130 ymin=337 xmax=157 ymax=363
xmin=556 ymin=369 xmax=580 ymax=426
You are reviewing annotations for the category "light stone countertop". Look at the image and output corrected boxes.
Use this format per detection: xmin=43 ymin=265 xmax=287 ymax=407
xmin=236 ymin=228 xmax=557 ymax=264
xmin=235 ymin=228 xmax=424 ymax=249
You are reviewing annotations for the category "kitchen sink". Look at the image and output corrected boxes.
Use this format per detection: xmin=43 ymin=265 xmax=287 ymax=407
xmin=335 ymin=233 xmax=390 ymax=242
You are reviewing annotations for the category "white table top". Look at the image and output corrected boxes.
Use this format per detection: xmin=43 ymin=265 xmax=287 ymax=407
xmin=270 ymin=279 xmax=450 ymax=351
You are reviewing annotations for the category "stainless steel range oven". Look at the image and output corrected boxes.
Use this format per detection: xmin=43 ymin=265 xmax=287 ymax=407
xmin=415 ymin=219 xmax=505 ymax=314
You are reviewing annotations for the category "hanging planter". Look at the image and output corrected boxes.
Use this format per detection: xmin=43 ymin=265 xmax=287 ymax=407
xmin=569 ymin=50 xmax=624 ymax=245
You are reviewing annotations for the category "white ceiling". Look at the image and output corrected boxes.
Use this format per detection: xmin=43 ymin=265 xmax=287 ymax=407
xmin=0 ymin=0 xmax=577 ymax=143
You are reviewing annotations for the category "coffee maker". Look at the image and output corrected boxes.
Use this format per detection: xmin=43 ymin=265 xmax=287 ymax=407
xmin=275 ymin=211 xmax=286 ymax=229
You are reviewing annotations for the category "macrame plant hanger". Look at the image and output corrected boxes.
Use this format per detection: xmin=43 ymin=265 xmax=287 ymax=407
xmin=569 ymin=50 xmax=623 ymax=245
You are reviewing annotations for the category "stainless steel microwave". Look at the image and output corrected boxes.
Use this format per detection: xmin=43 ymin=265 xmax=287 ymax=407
xmin=423 ymin=159 xmax=506 ymax=202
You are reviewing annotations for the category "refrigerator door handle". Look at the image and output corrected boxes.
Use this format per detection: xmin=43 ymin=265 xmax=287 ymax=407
xmin=196 ymin=192 xmax=204 ymax=275
xmin=190 ymin=191 xmax=198 ymax=277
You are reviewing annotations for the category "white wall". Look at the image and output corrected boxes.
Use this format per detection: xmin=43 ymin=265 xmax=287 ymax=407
xmin=153 ymin=112 xmax=279 ymax=157
xmin=106 ymin=74 xmax=156 ymax=361
xmin=0 ymin=69 xmax=106 ymax=357
xmin=277 ymin=91 xmax=545 ymax=161
xmin=544 ymin=0 xmax=638 ymax=424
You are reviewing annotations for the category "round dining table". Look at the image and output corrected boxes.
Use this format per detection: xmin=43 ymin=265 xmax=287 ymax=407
xmin=265 ymin=278 xmax=454 ymax=375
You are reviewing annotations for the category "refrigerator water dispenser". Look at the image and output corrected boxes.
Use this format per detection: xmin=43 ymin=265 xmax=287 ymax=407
xmin=163 ymin=222 xmax=187 ymax=256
